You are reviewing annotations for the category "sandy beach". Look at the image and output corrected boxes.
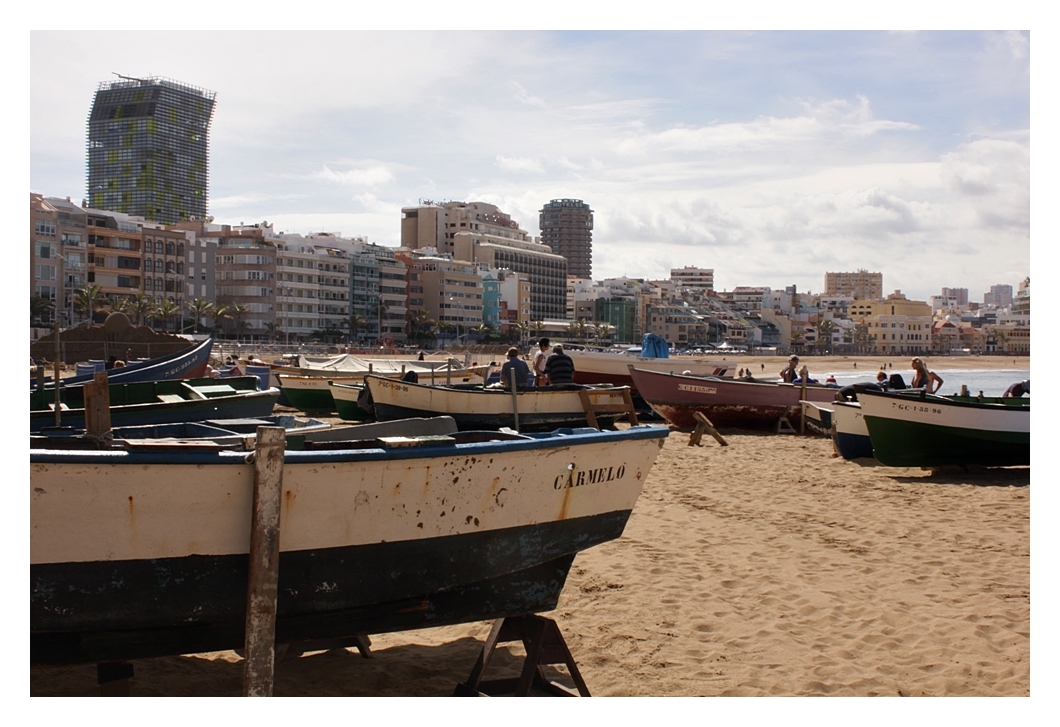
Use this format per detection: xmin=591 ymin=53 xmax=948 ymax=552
xmin=30 ymin=421 xmax=1029 ymax=697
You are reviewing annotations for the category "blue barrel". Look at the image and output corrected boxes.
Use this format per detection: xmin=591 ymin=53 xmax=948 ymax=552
xmin=244 ymin=364 xmax=272 ymax=391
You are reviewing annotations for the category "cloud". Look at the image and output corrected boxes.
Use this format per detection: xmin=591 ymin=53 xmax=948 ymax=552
xmin=616 ymin=96 xmax=918 ymax=157
xmin=496 ymin=155 xmax=546 ymax=174
xmin=509 ymin=81 xmax=545 ymax=107
xmin=314 ymin=164 xmax=395 ymax=187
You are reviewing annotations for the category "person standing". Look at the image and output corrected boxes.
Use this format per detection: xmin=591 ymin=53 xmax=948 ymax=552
xmin=544 ymin=343 xmax=576 ymax=385
xmin=500 ymin=346 xmax=530 ymax=390
xmin=532 ymin=337 xmax=551 ymax=386
xmin=779 ymin=355 xmax=799 ymax=383
xmin=910 ymin=358 xmax=943 ymax=393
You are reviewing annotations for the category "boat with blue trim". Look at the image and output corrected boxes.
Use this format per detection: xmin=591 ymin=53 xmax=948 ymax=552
xmin=30 ymin=422 xmax=669 ymax=664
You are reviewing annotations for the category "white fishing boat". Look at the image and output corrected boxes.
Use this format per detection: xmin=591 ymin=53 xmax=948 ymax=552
xmin=31 ymin=422 xmax=669 ymax=665
xmin=362 ymin=375 xmax=636 ymax=431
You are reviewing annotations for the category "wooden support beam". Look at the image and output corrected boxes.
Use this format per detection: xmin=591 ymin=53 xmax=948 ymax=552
xmin=689 ymin=410 xmax=728 ymax=447
xmin=454 ymin=615 xmax=590 ymax=697
xmin=510 ymin=368 xmax=520 ymax=432
xmin=83 ymin=371 xmax=111 ymax=439
xmin=242 ymin=426 xmax=287 ymax=697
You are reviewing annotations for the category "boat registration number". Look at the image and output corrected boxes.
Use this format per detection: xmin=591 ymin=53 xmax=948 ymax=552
xmin=677 ymin=384 xmax=717 ymax=394
xmin=892 ymin=402 xmax=943 ymax=414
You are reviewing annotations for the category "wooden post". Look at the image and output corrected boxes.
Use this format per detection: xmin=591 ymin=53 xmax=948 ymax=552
xmin=36 ymin=364 xmax=45 ymax=391
xmin=510 ymin=368 xmax=520 ymax=432
xmin=799 ymin=365 xmax=808 ymax=435
xmin=53 ymin=320 xmax=63 ymax=428
xmin=243 ymin=426 xmax=287 ymax=697
xmin=84 ymin=371 xmax=111 ymax=438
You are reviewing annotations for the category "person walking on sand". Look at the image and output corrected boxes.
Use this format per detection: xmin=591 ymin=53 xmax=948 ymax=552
xmin=910 ymin=358 xmax=943 ymax=394
xmin=532 ymin=338 xmax=551 ymax=386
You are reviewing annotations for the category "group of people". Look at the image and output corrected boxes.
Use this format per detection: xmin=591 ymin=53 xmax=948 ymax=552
xmin=782 ymin=354 xmax=948 ymax=394
xmin=499 ymin=338 xmax=575 ymax=391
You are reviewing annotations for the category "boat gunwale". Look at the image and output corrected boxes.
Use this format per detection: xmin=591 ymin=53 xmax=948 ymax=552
xmin=30 ymin=423 xmax=670 ymax=465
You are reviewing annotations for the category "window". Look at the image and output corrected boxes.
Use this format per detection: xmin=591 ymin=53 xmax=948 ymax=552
xmin=145 ymin=278 xmax=153 ymax=290
xmin=36 ymin=264 xmax=56 ymax=281
xmin=35 ymin=219 xmax=56 ymax=237
xmin=35 ymin=242 xmax=56 ymax=259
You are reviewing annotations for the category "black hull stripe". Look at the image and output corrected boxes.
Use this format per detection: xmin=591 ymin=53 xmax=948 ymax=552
xmin=32 ymin=511 xmax=629 ymax=664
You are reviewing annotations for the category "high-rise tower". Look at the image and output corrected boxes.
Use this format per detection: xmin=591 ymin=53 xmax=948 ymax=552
xmin=87 ymin=75 xmax=216 ymax=224
xmin=539 ymin=199 xmax=593 ymax=279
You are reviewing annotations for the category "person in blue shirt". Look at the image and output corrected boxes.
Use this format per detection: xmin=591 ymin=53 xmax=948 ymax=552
xmin=500 ymin=346 xmax=530 ymax=390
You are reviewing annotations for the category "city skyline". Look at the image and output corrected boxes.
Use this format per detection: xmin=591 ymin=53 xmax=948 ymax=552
xmin=31 ymin=29 xmax=1030 ymax=302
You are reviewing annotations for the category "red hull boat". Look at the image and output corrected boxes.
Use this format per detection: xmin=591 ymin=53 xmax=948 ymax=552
xmin=627 ymin=366 xmax=839 ymax=429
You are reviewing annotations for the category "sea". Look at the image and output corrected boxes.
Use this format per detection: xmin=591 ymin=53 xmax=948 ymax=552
xmin=813 ymin=368 xmax=1031 ymax=398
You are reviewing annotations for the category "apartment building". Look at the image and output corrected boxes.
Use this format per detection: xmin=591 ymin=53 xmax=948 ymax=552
xmin=87 ymin=76 xmax=216 ymax=225
xmin=670 ymin=266 xmax=715 ymax=292
xmin=848 ymin=297 xmax=932 ymax=354
xmin=539 ymin=198 xmax=593 ymax=279
xmin=401 ymin=201 xmax=567 ymax=320
xmin=646 ymin=304 xmax=709 ymax=346
xmin=31 ymin=195 xmax=89 ymax=323
xmin=824 ymin=270 xmax=883 ymax=300
xmin=399 ymin=251 xmax=483 ymax=342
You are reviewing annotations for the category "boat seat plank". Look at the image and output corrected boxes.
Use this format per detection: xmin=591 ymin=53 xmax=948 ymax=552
xmin=156 ymin=393 xmax=186 ymax=403
xmin=47 ymin=402 xmax=71 ymax=411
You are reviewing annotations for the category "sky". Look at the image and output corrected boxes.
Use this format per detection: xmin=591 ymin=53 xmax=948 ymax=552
xmin=29 ymin=28 xmax=1031 ymax=303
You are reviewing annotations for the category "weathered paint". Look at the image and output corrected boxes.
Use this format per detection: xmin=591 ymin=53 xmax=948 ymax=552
xmin=31 ymin=426 xmax=669 ymax=665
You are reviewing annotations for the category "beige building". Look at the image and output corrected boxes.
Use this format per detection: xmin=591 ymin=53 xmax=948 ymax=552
xmin=848 ymin=298 xmax=932 ymax=354
xmin=399 ymin=251 xmax=483 ymax=342
xmin=401 ymin=201 xmax=567 ymax=320
xmin=825 ymin=269 xmax=883 ymax=300
xmin=670 ymin=266 xmax=715 ymax=292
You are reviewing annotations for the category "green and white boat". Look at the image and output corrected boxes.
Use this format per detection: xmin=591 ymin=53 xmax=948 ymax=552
xmin=328 ymin=381 xmax=372 ymax=421
xmin=277 ymin=374 xmax=357 ymax=413
xmin=855 ymin=387 xmax=1029 ymax=468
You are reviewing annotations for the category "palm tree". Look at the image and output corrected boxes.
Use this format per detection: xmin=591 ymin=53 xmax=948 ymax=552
xmin=186 ymin=297 xmax=214 ymax=333
xmin=565 ymin=320 xmax=584 ymax=344
xmin=126 ymin=292 xmax=155 ymax=327
xmin=155 ymin=299 xmax=182 ymax=333
xmin=212 ymin=305 xmax=232 ymax=336
xmin=31 ymin=294 xmax=55 ymax=325
xmin=815 ymin=319 xmax=836 ymax=355
xmin=437 ymin=321 xmax=456 ymax=347
xmin=349 ymin=314 xmax=368 ymax=344
xmin=530 ymin=320 xmax=545 ymax=342
xmin=593 ymin=322 xmax=614 ymax=346
xmin=73 ymin=284 xmax=105 ymax=324
xmin=263 ymin=322 xmax=278 ymax=342
xmin=109 ymin=296 xmax=133 ymax=318
xmin=515 ymin=320 xmax=531 ymax=345
xmin=853 ymin=322 xmax=871 ymax=355
xmin=472 ymin=323 xmax=493 ymax=342
xmin=227 ymin=303 xmax=250 ymax=340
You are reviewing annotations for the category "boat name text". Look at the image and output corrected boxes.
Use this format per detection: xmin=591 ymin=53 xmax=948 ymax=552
xmin=554 ymin=465 xmax=626 ymax=490
xmin=677 ymin=384 xmax=717 ymax=395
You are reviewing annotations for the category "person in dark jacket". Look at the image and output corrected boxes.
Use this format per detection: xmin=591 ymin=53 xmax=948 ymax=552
xmin=499 ymin=346 xmax=530 ymax=390
xmin=544 ymin=343 xmax=576 ymax=385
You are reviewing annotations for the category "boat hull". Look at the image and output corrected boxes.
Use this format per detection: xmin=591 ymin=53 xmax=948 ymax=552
xmin=567 ymin=350 xmax=736 ymax=389
xmin=327 ymin=382 xmax=372 ymax=421
xmin=30 ymin=378 xmax=280 ymax=434
xmin=31 ymin=425 xmax=668 ymax=664
xmin=32 ymin=337 xmax=213 ymax=390
xmin=365 ymin=375 xmax=628 ymax=431
xmin=628 ymin=367 xmax=839 ymax=429
xmin=278 ymin=375 xmax=342 ymax=413
xmin=857 ymin=389 xmax=1030 ymax=467
xmin=831 ymin=402 xmax=874 ymax=460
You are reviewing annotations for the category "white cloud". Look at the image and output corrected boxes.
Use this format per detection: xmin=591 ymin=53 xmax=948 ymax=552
xmin=495 ymin=155 xmax=546 ymax=174
xmin=509 ymin=81 xmax=545 ymax=107
xmin=314 ymin=164 xmax=395 ymax=187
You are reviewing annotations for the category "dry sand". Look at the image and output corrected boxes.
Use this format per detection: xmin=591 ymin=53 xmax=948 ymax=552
xmin=30 ymin=425 xmax=1029 ymax=697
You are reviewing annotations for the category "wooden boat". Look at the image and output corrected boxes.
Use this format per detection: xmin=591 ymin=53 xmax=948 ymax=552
xmin=30 ymin=376 xmax=279 ymax=434
xmin=362 ymin=374 xmax=634 ymax=431
xmin=627 ymin=366 xmax=839 ymax=429
xmin=831 ymin=401 xmax=874 ymax=460
xmin=566 ymin=348 xmax=737 ymax=389
xmin=855 ymin=387 xmax=1030 ymax=468
xmin=30 ymin=422 xmax=669 ymax=664
xmin=30 ymin=337 xmax=213 ymax=390
xmin=278 ymin=374 xmax=359 ymax=413
xmin=272 ymin=353 xmax=489 ymax=383
xmin=328 ymin=381 xmax=372 ymax=421
xmin=800 ymin=400 xmax=834 ymax=437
